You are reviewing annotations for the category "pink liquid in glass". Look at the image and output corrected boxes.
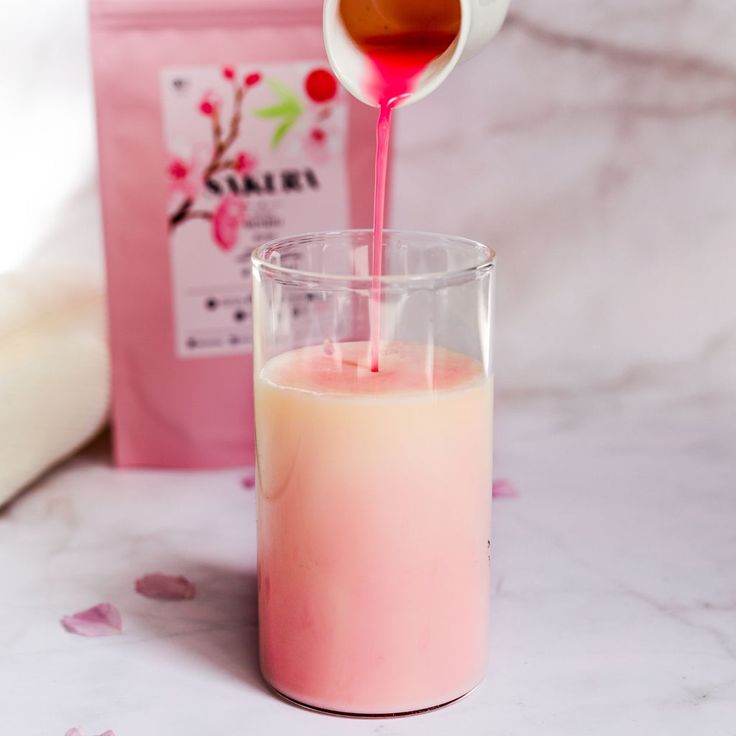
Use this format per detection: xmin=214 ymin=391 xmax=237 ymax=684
xmin=255 ymin=6 xmax=488 ymax=714
xmin=255 ymin=342 xmax=492 ymax=714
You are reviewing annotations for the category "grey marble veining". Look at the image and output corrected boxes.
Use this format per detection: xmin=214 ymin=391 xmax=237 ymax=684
xmin=393 ymin=0 xmax=736 ymax=396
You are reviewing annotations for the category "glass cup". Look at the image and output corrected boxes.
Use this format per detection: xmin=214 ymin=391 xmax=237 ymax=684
xmin=252 ymin=230 xmax=495 ymax=716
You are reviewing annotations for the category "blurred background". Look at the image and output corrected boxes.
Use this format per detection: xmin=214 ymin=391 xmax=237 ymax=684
xmin=1 ymin=0 xmax=735 ymax=397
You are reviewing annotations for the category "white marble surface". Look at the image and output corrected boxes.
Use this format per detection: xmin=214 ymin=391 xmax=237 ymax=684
xmin=1 ymin=390 xmax=734 ymax=735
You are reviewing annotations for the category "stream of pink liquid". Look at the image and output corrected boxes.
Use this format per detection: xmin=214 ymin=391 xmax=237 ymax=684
xmin=362 ymin=32 xmax=457 ymax=372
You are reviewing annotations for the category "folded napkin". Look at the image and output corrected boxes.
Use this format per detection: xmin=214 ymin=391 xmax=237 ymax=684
xmin=0 ymin=269 xmax=109 ymax=506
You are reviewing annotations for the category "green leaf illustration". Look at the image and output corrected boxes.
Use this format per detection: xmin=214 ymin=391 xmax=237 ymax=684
xmin=253 ymin=79 xmax=304 ymax=148
xmin=253 ymin=104 xmax=292 ymax=119
xmin=266 ymin=79 xmax=302 ymax=109
xmin=272 ymin=120 xmax=293 ymax=148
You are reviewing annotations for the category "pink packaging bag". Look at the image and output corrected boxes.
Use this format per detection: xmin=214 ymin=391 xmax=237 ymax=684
xmin=89 ymin=0 xmax=379 ymax=468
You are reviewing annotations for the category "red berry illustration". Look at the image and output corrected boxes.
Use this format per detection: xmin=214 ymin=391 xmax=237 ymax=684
xmin=245 ymin=72 xmax=262 ymax=88
xmin=222 ymin=66 xmax=235 ymax=80
xmin=305 ymin=68 xmax=337 ymax=103
xmin=310 ymin=127 xmax=326 ymax=143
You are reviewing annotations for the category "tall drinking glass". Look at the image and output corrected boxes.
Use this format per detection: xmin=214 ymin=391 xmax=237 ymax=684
xmin=252 ymin=230 xmax=495 ymax=716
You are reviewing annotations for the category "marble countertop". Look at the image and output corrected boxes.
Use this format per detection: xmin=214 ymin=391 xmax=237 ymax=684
xmin=1 ymin=390 xmax=734 ymax=735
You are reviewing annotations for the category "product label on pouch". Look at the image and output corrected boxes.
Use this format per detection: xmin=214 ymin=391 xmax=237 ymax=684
xmin=161 ymin=62 xmax=349 ymax=358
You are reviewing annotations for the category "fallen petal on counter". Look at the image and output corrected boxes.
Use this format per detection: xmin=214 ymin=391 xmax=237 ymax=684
xmin=241 ymin=467 xmax=256 ymax=489
xmin=135 ymin=573 xmax=196 ymax=601
xmin=61 ymin=603 xmax=122 ymax=637
xmin=492 ymin=479 xmax=519 ymax=498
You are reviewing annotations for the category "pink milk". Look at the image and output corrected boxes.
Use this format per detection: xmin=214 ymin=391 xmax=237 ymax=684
xmin=255 ymin=341 xmax=492 ymax=714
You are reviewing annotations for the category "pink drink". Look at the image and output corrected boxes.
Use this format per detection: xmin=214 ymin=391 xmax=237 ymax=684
xmin=255 ymin=342 xmax=492 ymax=714
xmin=362 ymin=31 xmax=458 ymax=371
xmin=369 ymin=101 xmax=391 ymax=372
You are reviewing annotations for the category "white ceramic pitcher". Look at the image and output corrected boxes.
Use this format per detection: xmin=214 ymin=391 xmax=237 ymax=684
xmin=324 ymin=0 xmax=510 ymax=107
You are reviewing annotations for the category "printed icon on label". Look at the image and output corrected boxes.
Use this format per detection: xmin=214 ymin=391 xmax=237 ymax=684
xmin=187 ymin=337 xmax=198 ymax=349
xmin=234 ymin=310 xmax=247 ymax=322
xmin=205 ymin=297 xmax=219 ymax=310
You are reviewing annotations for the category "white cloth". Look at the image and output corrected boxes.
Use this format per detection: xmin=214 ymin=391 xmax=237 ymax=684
xmin=0 ymin=269 xmax=109 ymax=505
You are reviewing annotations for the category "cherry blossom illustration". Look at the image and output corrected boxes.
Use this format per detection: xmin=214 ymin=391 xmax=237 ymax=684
xmin=167 ymin=142 xmax=210 ymax=200
xmin=232 ymin=150 xmax=257 ymax=174
xmin=168 ymin=66 xmax=261 ymax=239
xmin=167 ymin=155 xmax=196 ymax=198
xmin=212 ymin=194 xmax=246 ymax=251
xmin=167 ymin=65 xmax=341 ymax=247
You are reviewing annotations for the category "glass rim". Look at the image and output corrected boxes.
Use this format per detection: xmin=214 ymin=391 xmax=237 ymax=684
xmin=251 ymin=229 xmax=496 ymax=289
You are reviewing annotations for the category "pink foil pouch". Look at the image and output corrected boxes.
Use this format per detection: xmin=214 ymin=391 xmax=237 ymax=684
xmin=90 ymin=0 xmax=378 ymax=468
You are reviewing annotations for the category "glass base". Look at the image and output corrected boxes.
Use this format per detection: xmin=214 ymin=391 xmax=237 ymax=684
xmin=265 ymin=680 xmax=482 ymax=719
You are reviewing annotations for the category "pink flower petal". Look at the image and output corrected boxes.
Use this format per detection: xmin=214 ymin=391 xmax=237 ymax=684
xmin=492 ymin=479 xmax=519 ymax=498
xmin=61 ymin=603 xmax=122 ymax=637
xmin=212 ymin=194 xmax=246 ymax=250
xmin=135 ymin=573 xmax=196 ymax=601
xmin=241 ymin=467 xmax=256 ymax=489
xmin=233 ymin=151 xmax=257 ymax=174
xmin=97 ymin=731 xmax=116 ymax=736
xmin=168 ymin=158 xmax=189 ymax=180
xmin=65 ymin=729 xmax=83 ymax=736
